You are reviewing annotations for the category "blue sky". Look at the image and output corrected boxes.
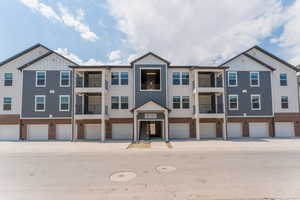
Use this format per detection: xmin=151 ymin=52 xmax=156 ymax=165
xmin=0 ymin=0 xmax=299 ymax=65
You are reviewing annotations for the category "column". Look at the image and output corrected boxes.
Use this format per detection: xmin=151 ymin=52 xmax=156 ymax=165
xmin=222 ymin=70 xmax=227 ymax=140
xmin=72 ymin=69 xmax=77 ymax=141
xmin=223 ymin=117 xmax=227 ymax=140
xmin=133 ymin=111 xmax=138 ymax=142
xmin=165 ymin=110 xmax=169 ymax=141
xmin=194 ymin=71 xmax=200 ymax=140
xmin=101 ymin=92 xmax=106 ymax=142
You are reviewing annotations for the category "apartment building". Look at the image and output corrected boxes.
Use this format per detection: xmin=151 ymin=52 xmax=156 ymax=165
xmin=0 ymin=44 xmax=299 ymax=141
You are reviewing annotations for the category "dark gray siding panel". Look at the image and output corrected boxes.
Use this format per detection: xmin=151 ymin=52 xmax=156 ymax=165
xmin=226 ymin=71 xmax=273 ymax=116
xmin=134 ymin=64 xmax=167 ymax=107
xmin=22 ymin=71 xmax=72 ymax=118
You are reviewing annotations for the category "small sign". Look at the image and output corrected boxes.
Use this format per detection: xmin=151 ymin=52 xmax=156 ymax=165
xmin=145 ymin=113 xmax=157 ymax=119
xmin=49 ymin=90 xmax=55 ymax=94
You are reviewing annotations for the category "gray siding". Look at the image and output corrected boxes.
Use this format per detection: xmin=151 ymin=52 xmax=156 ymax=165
xmin=22 ymin=71 xmax=72 ymax=118
xmin=226 ymin=71 xmax=273 ymax=116
xmin=135 ymin=64 xmax=167 ymax=107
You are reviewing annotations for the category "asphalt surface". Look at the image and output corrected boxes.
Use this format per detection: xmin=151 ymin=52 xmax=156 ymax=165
xmin=0 ymin=139 xmax=300 ymax=200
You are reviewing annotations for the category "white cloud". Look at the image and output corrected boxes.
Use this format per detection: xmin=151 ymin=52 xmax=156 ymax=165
xmin=108 ymin=50 xmax=121 ymax=60
xmin=20 ymin=0 xmax=98 ymax=42
xmin=107 ymin=0 xmax=285 ymax=64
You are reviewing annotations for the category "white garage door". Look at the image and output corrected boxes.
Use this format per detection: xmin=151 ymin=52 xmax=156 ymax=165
xmin=112 ymin=123 xmax=133 ymax=139
xmin=227 ymin=123 xmax=243 ymax=138
xmin=56 ymin=124 xmax=72 ymax=141
xmin=170 ymin=123 xmax=190 ymax=139
xmin=28 ymin=124 xmax=48 ymax=141
xmin=200 ymin=123 xmax=216 ymax=138
xmin=249 ymin=123 xmax=269 ymax=138
xmin=275 ymin=122 xmax=295 ymax=137
xmin=0 ymin=125 xmax=20 ymax=141
xmin=85 ymin=124 xmax=101 ymax=140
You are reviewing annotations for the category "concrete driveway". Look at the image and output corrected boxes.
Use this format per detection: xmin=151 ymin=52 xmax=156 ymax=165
xmin=0 ymin=139 xmax=300 ymax=200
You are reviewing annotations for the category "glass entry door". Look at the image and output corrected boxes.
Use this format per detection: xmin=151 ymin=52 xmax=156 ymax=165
xmin=139 ymin=121 xmax=162 ymax=140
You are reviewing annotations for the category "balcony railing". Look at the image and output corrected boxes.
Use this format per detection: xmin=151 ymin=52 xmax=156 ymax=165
xmin=199 ymin=104 xmax=224 ymax=114
xmin=76 ymin=77 xmax=102 ymax=88
xmin=76 ymin=104 xmax=102 ymax=115
xmin=198 ymin=78 xmax=223 ymax=87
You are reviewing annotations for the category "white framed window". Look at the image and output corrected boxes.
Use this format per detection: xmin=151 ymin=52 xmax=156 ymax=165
xmin=111 ymin=72 xmax=119 ymax=85
xmin=229 ymin=95 xmax=238 ymax=110
xmin=120 ymin=96 xmax=129 ymax=109
xmin=172 ymin=72 xmax=189 ymax=85
xmin=3 ymin=97 xmax=12 ymax=111
xmin=60 ymin=71 xmax=70 ymax=87
xmin=35 ymin=95 xmax=45 ymax=112
xmin=251 ymin=94 xmax=261 ymax=110
xmin=140 ymin=68 xmax=161 ymax=91
xmin=228 ymin=72 xmax=237 ymax=87
xmin=36 ymin=71 xmax=46 ymax=87
xmin=111 ymin=96 xmax=119 ymax=109
xmin=281 ymin=96 xmax=288 ymax=109
xmin=182 ymin=96 xmax=190 ymax=109
xmin=250 ymin=72 xmax=259 ymax=87
xmin=172 ymin=72 xmax=180 ymax=85
xmin=173 ymin=96 xmax=181 ymax=109
xmin=111 ymin=72 xmax=128 ymax=85
xmin=280 ymin=73 xmax=287 ymax=86
xmin=4 ymin=73 xmax=13 ymax=86
xmin=59 ymin=95 xmax=70 ymax=111
xmin=111 ymin=96 xmax=128 ymax=109
xmin=182 ymin=72 xmax=189 ymax=85
xmin=120 ymin=72 xmax=128 ymax=85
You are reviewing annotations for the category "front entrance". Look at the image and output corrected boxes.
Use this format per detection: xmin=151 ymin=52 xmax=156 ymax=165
xmin=139 ymin=121 xmax=162 ymax=140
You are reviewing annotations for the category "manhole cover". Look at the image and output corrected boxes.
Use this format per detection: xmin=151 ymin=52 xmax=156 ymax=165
xmin=110 ymin=171 xmax=136 ymax=182
xmin=156 ymin=165 xmax=176 ymax=173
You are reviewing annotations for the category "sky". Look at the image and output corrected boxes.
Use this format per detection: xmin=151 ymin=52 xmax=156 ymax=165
xmin=0 ymin=0 xmax=300 ymax=66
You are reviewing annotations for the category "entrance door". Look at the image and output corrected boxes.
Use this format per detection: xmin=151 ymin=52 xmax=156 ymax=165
xmin=139 ymin=121 xmax=162 ymax=140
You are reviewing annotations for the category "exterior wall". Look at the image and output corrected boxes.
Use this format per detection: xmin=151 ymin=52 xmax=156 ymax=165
xmin=106 ymin=118 xmax=134 ymax=139
xmin=169 ymin=117 xmax=196 ymax=138
xmin=0 ymin=46 xmax=50 ymax=115
xmin=247 ymin=48 xmax=299 ymax=113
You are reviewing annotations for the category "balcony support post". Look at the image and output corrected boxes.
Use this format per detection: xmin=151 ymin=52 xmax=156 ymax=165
xmin=194 ymin=71 xmax=200 ymax=140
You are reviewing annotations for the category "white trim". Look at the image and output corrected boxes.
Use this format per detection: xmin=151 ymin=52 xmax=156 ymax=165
xmin=228 ymin=94 xmax=239 ymax=110
xmin=139 ymin=67 xmax=162 ymax=91
xmin=60 ymin=71 xmax=71 ymax=87
xmin=59 ymin=95 xmax=70 ymax=112
xmin=35 ymin=71 xmax=46 ymax=87
xmin=35 ymin=95 xmax=46 ymax=112
xmin=172 ymin=96 xmax=181 ymax=109
xmin=279 ymin=73 xmax=288 ymax=86
xmin=20 ymin=117 xmax=72 ymax=119
xmin=251 ymin=94 xmax=261 ymax=110
xmin=249 ymin=72 xmax=260 ymax=87
xmin=172 ymin=72 xmax=189 ymax=86
xmin=228 ymin=71 xmax=238 ymax=87
xmin=111 ymin=71 xmax=129 ymax=86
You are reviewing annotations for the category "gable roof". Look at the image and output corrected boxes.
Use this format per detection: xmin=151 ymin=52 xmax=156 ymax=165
xmin=131 ymin=99 xmax=171 ymax=112
xmin=243 ymin=53 xmax=275 ymax=71
xmin=18 ymin=50 xmax=78 ymax=71
xmin=0 ymin=43 xmax=51 ymax=67
xmin=130 ymin=52 xmax=170 ymax=65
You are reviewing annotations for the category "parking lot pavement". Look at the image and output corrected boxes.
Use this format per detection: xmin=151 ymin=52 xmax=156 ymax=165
xmin=0 ymin=138 xmax=300 ymax=200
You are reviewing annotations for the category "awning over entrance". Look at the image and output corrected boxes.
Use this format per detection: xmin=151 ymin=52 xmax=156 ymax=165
xmin=131 ymin=100 xmax=170 ymax=112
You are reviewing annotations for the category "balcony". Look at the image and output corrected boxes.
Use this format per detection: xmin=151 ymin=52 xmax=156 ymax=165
xmin=199 ymin=104 xmax=224 ymax=114
xmin=75 ymin=93 xmax=102 ymax=119
xmin=75 ymin=71 xmax=103 ymax=93
xmin=196 ymin=72 xmax=224 ymax=93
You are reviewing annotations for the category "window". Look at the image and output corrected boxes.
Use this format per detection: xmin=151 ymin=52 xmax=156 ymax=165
xmin=251 ymin=95 xmax=261 ymax=110
xmin=141 ymin=69 xmax=160 ymax=90
xmin=182 ymin=72 xmax=189 ymax=85
xmin=229 ymin=95 xmax=238 ymax=110
xmin=111 ymin=72 xmax=119 ymax=85
xmin=280 ymin=73 xmax=287 ymax=86
xmin=172 ymin=72 xmax=180 ymax=85
xmin=121 ymin=96 xmax=128 ymax=109
xmin=60 ymin=71 xmax=70 ymax=87
xmin=182 ymin=96 xmax=190 ymax=109
xmin=59 ymin=95 xmax=70 ymax=111
xmin=228 ymin=72 xmax=237 ymax=86
xmin=173 ymin=96 xmax=181 ymax=109
xmin=111 ymin=96 xmax=119 ymax=109
xmin=120 ymin=72 xmax=128 ymax=85
xmin=36 ymin=71 xmax=46 ymax=87
xmin=4 ymin=73 xmax=12 ymax=86
xmin=281 ymin=96 xmax=289 ymax=109
xmin=3 ymin=97 xmax=12 ymax=111
xmin=35 ymin=95 xmax=45 ymax=112
xmin=250 ymin=72 xmax=259 ymax=86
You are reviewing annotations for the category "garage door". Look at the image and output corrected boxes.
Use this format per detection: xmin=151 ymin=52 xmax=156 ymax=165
xmin=28 ymin=124 xmax=48 ymax=141
xmin=85 ymin=124 xmax=101 ymax=140
xmin=0 ymin=125 xmax=20 ymax=141
xmin=112 ymin=123 xmax=133 ymax=139
xmin=227 ymin=123 xmax=243 ymax=138
xmin=249 ymin=123 xmax=269 ymax=138
xmin=275 ymin=122 xmax=295 ymax=137
xmin=56 ymin=124 xmax=72 ymax=140
xmin=200 ymin=123 xmax=216 ymax=138
xmin=169 ymin=123 xmax=190 ymax=139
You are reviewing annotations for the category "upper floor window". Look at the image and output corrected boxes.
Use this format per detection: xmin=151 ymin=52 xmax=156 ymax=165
xmin=111 ymin=96 xmax=128 ymax=109
xmin=111 ymin=72 xmax=128 ymax=85
xmin=172 ymin=96 xmax=190 ymax=109
xmin=60 ymin=71 xmax=70 ymax=87
xmin=111 ymin=72 xmax=119 ymax=85
xmin=36 ymin=71 xmax=46 ymax=87
xmin=35 ymin=95 xmax=45 ymax=112
xmin=141 ymin=69 xmax=160 ymax=90
xmin=229 ymin=95 xmax=238 ymax=110
xmin=172 ymin=96 xmax=181 ymax=109
xmin=3 ymin=97 xmax=12 ymax=111
xmin=4 ymin=73 xmax=13 ymax=86
xmin=250 ymin=72 xmax=259 ymax=87
xmin=121 ymin=96 xmax=129 ymax=109
xmin=280 ymin=73 xmax=287 ymax=86
xmin=172 ymin=72 xmax=180 ymax=85
xmin=121 ymin=72 xmax=128 ymax=85
xmin=281 ymin=96 xmax=288 ymax=109
xmin=172 ymin=72 xmax=189 ymax=85
xmin=182 ymin=72 xmax=189 ymax=85
xmin=182 ymin=96 xmax=190 ymax=109
xmin=59 ymin=95 xmax=70 ymax=112
xmin=228 ymin=72 xmax=237 ymax=87
xmin=251 ymin=94 xmax=261 ymax=110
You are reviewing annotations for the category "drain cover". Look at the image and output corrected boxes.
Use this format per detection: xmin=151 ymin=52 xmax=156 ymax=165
xmin=156 ymin=165 xmax=176 ymax=173
xmin=110 ymin=171 xmax=136 ymax=182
